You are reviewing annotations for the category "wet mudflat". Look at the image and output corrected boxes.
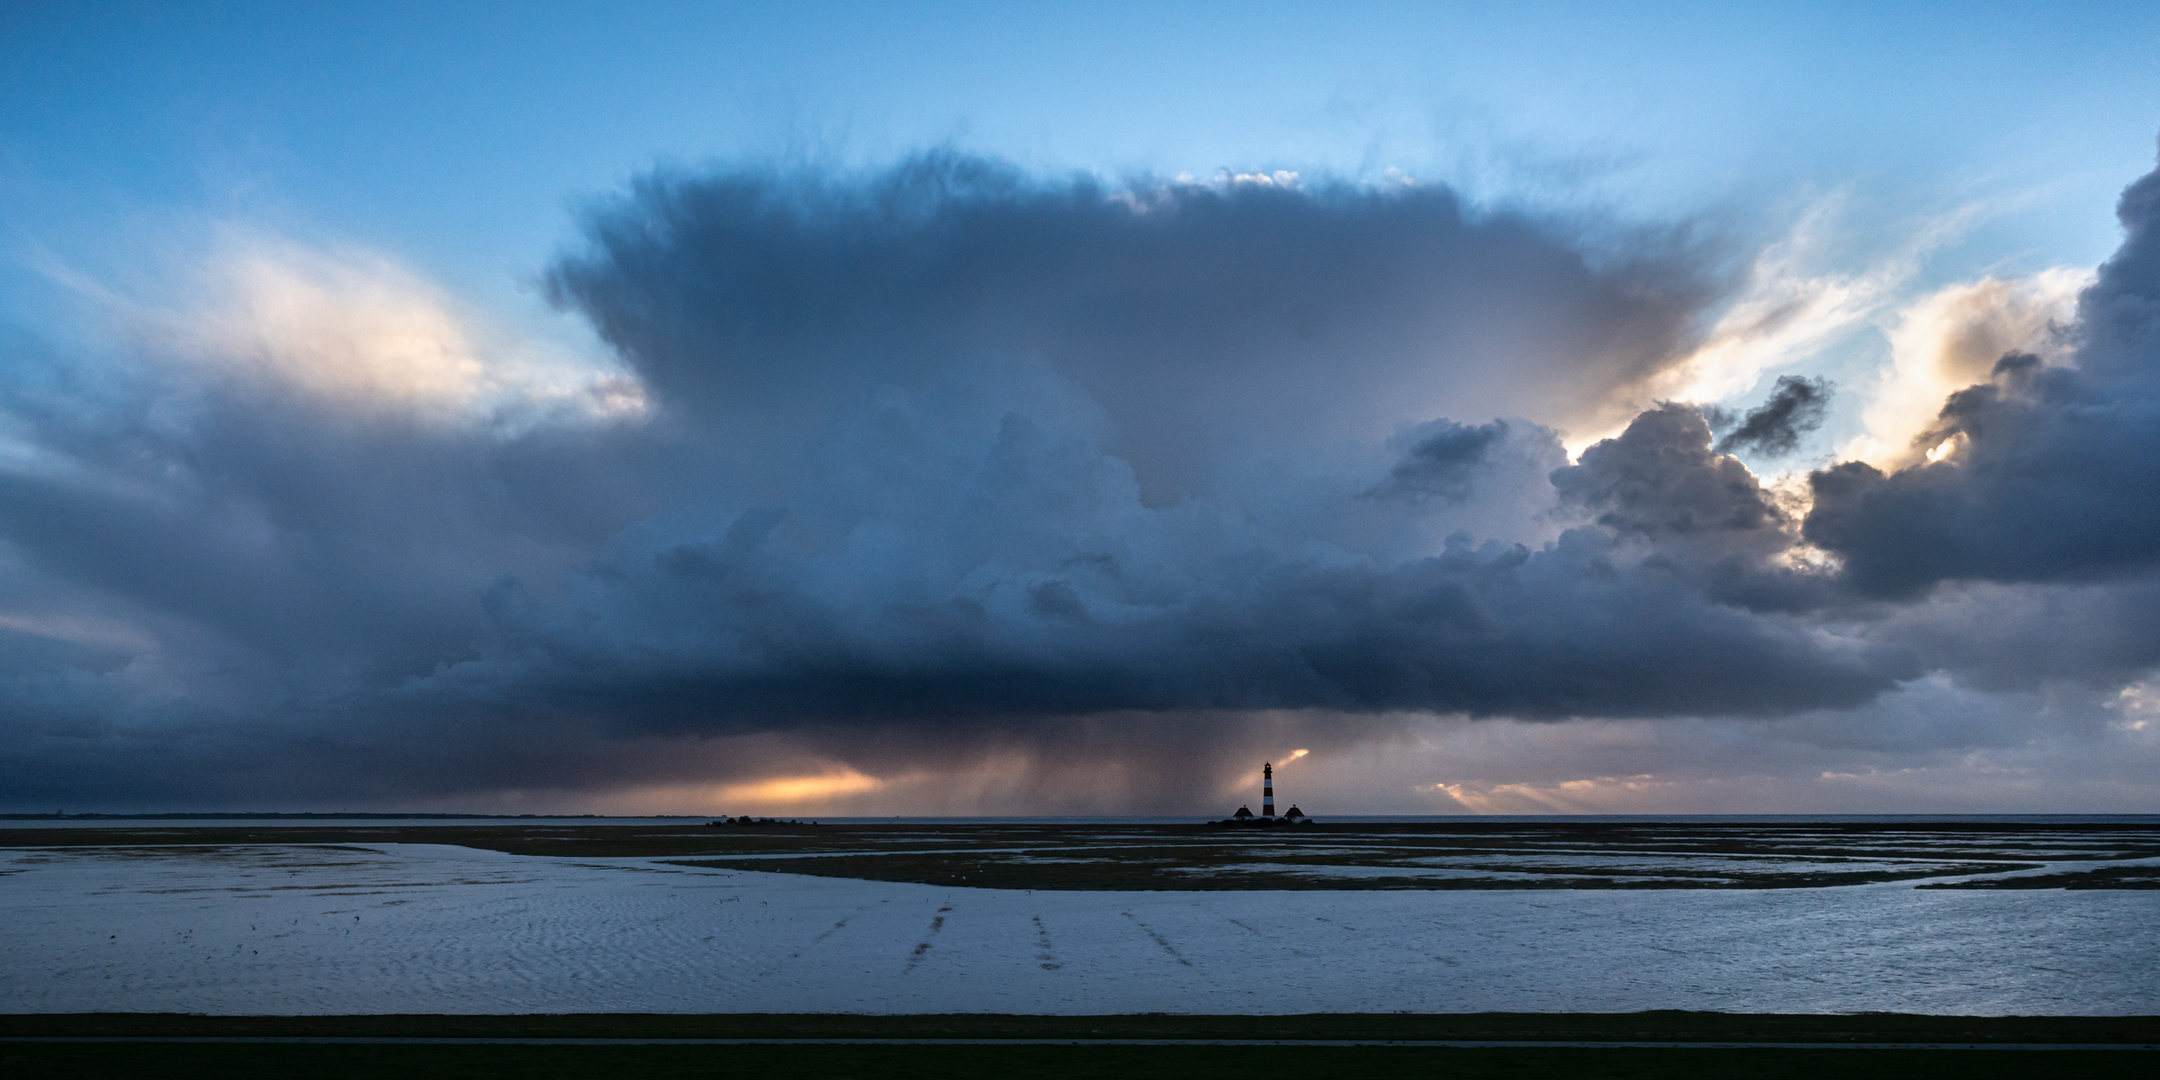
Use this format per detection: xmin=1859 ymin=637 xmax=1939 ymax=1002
xmin=7 ymin=819 xmax=2158 ymax=890
xmin=3 ymin=832 xmax=2157 ymax=1015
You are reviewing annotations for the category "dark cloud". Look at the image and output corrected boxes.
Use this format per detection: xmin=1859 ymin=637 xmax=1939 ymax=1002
xmin=546 ymin=152 xmax=1712 ymax=505
xmin=1553 ymin=404 xmax=1784 ymax=542
xmin=1366 ymin=420 xmax=1510 ymax=503
xmin=1548 ymin=401 xmax=1843 ymax=616
xmin=3 ymin=152 xmax=2160 ymax=810
xmin=1714 ymin=375 xmax=1832 ymax=457
xmin=1876 ymin=578 xmax=2160 ymax=695
xmin=492 ymin=517 xmax=1904 ymax=728
xmin=1804 ymin=165 xmax=2160 ymax=599
xmin=0 ymin=363 xmax=658 ymax=677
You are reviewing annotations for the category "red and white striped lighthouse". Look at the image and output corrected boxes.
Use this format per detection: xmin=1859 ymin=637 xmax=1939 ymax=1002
xmin=1263 ymin=762 xmax=1275 ymax=818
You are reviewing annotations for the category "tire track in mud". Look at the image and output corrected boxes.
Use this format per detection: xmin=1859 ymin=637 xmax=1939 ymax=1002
xmin=903 ymin=906 xmax=953 ymax=974
xmin=1122 ymin=911 xmax=1191 ymax=966
xmin=1031 ymin=915 xmax=1061 ymax=970
xmin=755 ymin=902 xmax=876 ymax=978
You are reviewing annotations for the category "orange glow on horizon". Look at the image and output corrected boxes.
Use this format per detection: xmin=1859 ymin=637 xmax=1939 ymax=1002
xmin=713 ymin=769 xmax=884 ymax=806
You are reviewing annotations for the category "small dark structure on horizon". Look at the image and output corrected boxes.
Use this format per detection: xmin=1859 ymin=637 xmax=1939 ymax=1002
xmin=1209 ymin=764 xmax=1313 ymax=827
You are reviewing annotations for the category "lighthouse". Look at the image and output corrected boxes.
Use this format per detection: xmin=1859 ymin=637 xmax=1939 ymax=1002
xmin=1207 ymin=760 xmax=1310 ymax=827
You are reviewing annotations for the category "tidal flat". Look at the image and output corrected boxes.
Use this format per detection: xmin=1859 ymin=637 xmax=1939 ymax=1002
xmin=9 ymin=818 xmax=2160 ymax=890
xmin=3 ymin=820 xmax=2158 ymax=1017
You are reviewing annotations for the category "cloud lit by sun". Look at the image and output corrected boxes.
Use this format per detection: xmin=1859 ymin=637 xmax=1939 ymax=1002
xmin=712 ymin=769 xmax=884 ymax=808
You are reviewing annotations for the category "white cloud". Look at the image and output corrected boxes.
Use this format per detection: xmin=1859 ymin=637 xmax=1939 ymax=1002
xmin=1616 ymin=197 xmax=1942 ymax=426
xmin=1840 ymin=268 xmax=2088 ymax=468
xmin=1570 ymin=196 xmax=1996 ymax=462
xmin=101 ymin=231 xmax=650 ymax=430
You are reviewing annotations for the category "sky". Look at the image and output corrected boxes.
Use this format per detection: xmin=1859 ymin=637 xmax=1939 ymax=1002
xmin=4 ymin=1 xmax=2160 ymax=815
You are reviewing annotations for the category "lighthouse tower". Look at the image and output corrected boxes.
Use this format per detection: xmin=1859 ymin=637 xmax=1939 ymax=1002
xmin=1263 ymin=762 xmax=1276 ymax=818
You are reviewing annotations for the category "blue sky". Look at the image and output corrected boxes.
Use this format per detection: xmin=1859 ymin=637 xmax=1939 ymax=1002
xmin=7 ymin=1 xmax=2156 ymax=313
xmin=4 ymin=2 xmax=2160 ymax=814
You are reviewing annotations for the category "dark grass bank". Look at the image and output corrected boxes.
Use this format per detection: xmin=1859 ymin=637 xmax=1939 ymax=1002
xmin=3 ymin=1043 xmax=2153 ymax=1080
xmin=7 ymin=1011 xmax=2160 ymax=1042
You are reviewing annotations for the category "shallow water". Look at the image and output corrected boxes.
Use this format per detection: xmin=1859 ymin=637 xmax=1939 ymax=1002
xmin=4 ymin=842 xmax=2156 ymax=1015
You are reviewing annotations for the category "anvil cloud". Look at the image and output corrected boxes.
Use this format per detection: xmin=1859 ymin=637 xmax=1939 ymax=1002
xmin=3 ymin=154 xmax=2159 ymax=812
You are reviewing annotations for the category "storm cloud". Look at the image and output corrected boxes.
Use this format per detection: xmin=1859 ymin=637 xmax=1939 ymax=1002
xmin=544 ymin=154 xmax=1711 ymax=504
xmin=3 ymin=152 xmax=2160 ymax=810
xmin=1714 ymin=375 xmax=1832 ymax=457
xmin=1804 ymin=165 xmax=2160 ymax=599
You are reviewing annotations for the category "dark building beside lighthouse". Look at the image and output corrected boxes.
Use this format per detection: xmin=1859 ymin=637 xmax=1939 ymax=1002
xmin=1211 ymin=762 xmax=1313 ymax=827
